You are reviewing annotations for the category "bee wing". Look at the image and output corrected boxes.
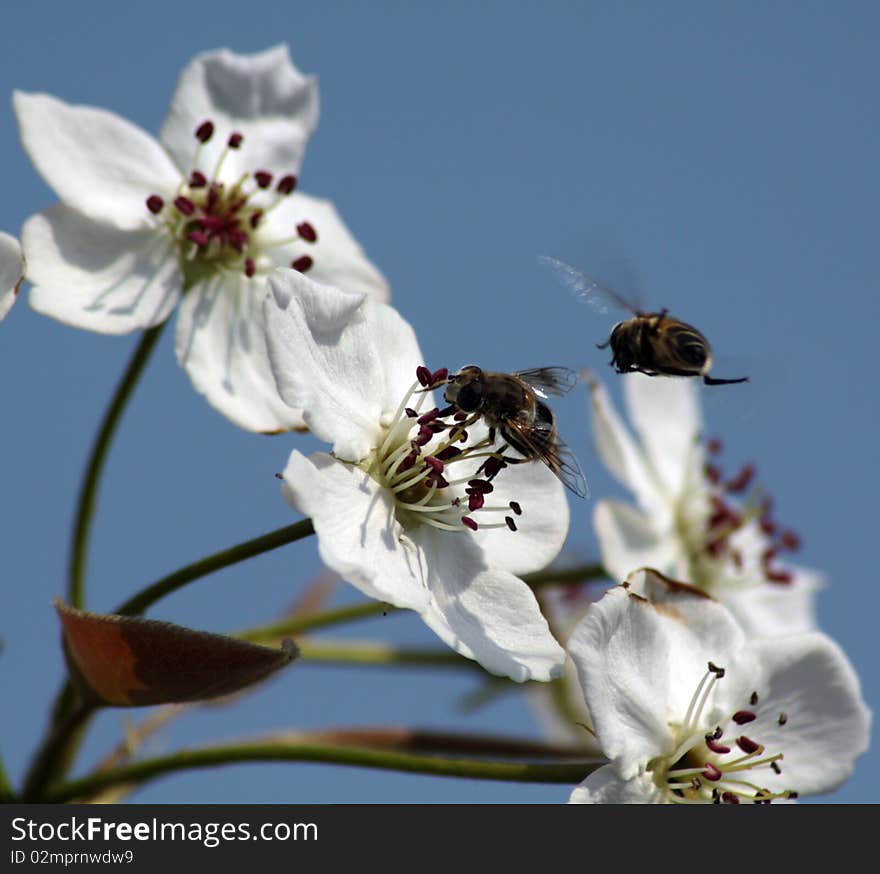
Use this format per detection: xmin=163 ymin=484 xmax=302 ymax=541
xmin=514 ymin=366 xmax=579 ymax=398
xmin=539 ymin=255 xmax=637 ymax=315
xmin=502 ymin=418 xmax=589 ymax=500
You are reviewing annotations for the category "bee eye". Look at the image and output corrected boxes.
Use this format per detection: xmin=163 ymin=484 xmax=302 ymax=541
xmin=455 ymin=383 xmax=483 ymax=412
xmin=679 ymin=340 xmax=707 ymax=366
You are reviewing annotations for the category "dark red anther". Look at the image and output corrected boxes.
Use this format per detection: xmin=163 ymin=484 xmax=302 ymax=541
xmin=766 ymin=568 xmax=793 ymax=584
xmin=721 ymin=792 xmax=740 ymax=804
xmin=277 ymin=174 xmax=298 ymax=195
xmin=249 ymin=209 xmax=264 ymax=230
xmin=405 ymin=408 xmax=418 ymax=418
xmin=771 ymin=761 xmax=781 ymax=775
xmin=189 ymin=170 xmax=207 ymax=188
xmin=706 ymin=737 xmax=731 ymax=754
xmin=467 ymin=479 xmax=494 ymax=494
xmin=145 ymin=194 xmax=164 ymax=214
xmin=702 ymin=763 xmax=723 ymax=782
xmin=428 ymin=472 xmax=449 ymax=489
xmin=431 ymin=368 xmax=449 ymax=384
xmin=726 ymin=463 xmax=755 ymax=493
xmin=706 ymin=537 xmax=726 ymax=557
xmin=468 ymin=493 xmax=485 ymax=512
xmin=254 ymin=170 xmax=273 ymax=188
xmin=244 ymin=258 xmax=256 ymax=278
xmin=778 ymin=712 xmax=788 ymax=726
xmin=418 ymin=408 xmax=440 ymax=425
xmin=291 ymin=256 xmax=313 ymax=273
xmin=461 ymin=516 xmax=478 ymax=531
xmin=399 ymin=451 xmax=418 ymax=471
xmin=761 ymin=546 xmax=778 ymax=566
xmin=780 ymin=530 xmax=801 ymax=551
xmin=736 ymin=735 xmax=761 ymax=754
xmin=760 ymin=519 xmax=777 ymax=536
xmin=454 ymin=410 xmax=468 ymax=421
xmin=423 ymin=456 xmax=444 ymax=474
xmin=731 ymin=549 xmax=743 ymax=570
xmin=750 ymin=691 xmax=759 ymax=705
xmin=195 ymin=120 xmax=214 ymax=143
xmin=707 ymin=437 xmax=723 ymax=455
xmin=227 ymin=132 xmax=243 ymax=149
xmin=186 ymin=229 xmax=209 ymax=246
xmin=509 ymin=501 xmax=522 ymax=516
xmin=174 ymin=196 xmax=195 ymax=216
xmin=297 ymin=222 xmax=318 ymax=243
xmin=413 ymin=426 xmax=433 ymax=447
xmin=788 ymin=791 xmax=799 ymax=799
xmin=705 ymin=464 xmax=722 ymax=485
xmin=482 ymin=457 xmax=506 ymax=478
xmin=732 ymin=710 xmax=756 ymax=725
xmin=416 ymin=366 xmax=432 ymax=387
xmin=435 ymin=446 xmax=462 ymax=462
xmin=708 ymin=662 xmax=726 ymax=678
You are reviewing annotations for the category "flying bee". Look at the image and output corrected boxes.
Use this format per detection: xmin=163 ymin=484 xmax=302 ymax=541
xmin=541 ymin=256 xmax=748 ymax=386
xmin=441 ymin=365 xmax=588 ymax=498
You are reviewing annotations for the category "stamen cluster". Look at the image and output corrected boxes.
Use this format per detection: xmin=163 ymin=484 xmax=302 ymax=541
xmin=145 ymin=119 xmax=318 ymax=284
xmin=680 ymin=437 xmax=803 ymax=588
xmin=369 ymin=366 xmax=525 ymax=534
xmin=659 ymin=661 xmax=797 ymax=804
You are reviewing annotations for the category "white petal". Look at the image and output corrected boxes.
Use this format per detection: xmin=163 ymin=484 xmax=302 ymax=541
xmin=264 ymin=269 xmax=421 ymax=459
xmin=24 ymin=206 xmax=181 ymax=334
xmin=623 ymin=373 xmax=702 ymax=495
xmin=566 ymin=584 xmax=745 ymax=778
xmin=569 ymin=765 xmax=664 ymax=804
xmin=13 ymin=91 xmax=179 ymax=231
xmin=471 ymin=459 xmax=570 ymax=576
xmin=414 ymin=525 xmax=566 ymax=682
xmin=0 ymin=232 xmax=24 ymax=321
xmin=748 ymin=633 xmax=871 ymax=796
xmin=160 ymin=45 xmax=318 ymax=184
xmin=586 ymin=373 xmax=660 ymax=510
xmin=175 ymin=271 xmax=304 ymax=431
xmin=280 ymin=451 xmax=431 ymax=610
xmin=593 ymin=499 xmax=679 ymax=583
xmin=265 ymin=192 xmax=390 ymax=302
xmin=721 ymin=569 xmax=820 ymax=637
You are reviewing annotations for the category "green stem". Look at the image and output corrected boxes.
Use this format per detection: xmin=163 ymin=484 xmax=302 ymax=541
xmin=0 ymin=755 xmax=15 ymax=802
xmin=45 ymin=742 xmax=597 ymax=802
xmin=523 ymin=563 xmax=607 ymax=589
xmin=20 ymin=701 xmax=97 ymax=802
xmin=68 ymin=323 xmax=166 ymax=610
xmin=296 ymin=641 xmax=478 ymax=670
xmin=238 ymin=600 xmax=394 ymax=643
xmin=115 ymin=519 xmax=315 ymax=616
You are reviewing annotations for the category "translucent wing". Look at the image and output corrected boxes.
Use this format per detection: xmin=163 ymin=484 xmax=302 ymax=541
xmin=501 ymin=418 xmax=589 ymax=500
xmin=539 ymin=255 xmax=637 ymax=315
xmin=514 ymin=366 xmax=579 ymax=398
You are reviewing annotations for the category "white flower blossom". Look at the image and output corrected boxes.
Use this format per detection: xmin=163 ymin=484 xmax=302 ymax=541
xmin=587 ymin=371 xmax=819 ymax=635
xmin=568 ymin=569 xmax=871 ymax=804
xmin=14 ymin=45 xmax=388 ymax=431
xmin=0 ymin=232 xmax=24 ymax=322
xmin=263 ymin=268 xmax=569 ymax=682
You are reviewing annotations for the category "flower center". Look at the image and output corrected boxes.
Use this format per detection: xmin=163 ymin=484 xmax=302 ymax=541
xmin=365 ymin=366 xmax=526 ymax=534
xmin=145 ymin=119 xmax=318 ymax=287
xmin=650 ymin=662 xmax=798 ymax=804
xmin=675 ymin=436 xmax=802 ymax=593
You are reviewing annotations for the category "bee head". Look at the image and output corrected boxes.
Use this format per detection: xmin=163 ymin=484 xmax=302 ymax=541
xmin=444 ymin=365 xmax=484 ymax=411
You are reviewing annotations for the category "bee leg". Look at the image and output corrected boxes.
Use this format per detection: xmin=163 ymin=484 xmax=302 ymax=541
xmin=703 ymin=374 xmax=750 ymax=386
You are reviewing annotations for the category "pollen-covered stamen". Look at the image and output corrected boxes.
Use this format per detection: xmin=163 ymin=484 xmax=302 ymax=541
xmin=145 ymin=121 xmax=318 ymax=282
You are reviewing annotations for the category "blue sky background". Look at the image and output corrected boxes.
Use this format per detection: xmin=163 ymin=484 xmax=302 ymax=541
xmin=1 ymin=1 xmax=877 ymax=803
